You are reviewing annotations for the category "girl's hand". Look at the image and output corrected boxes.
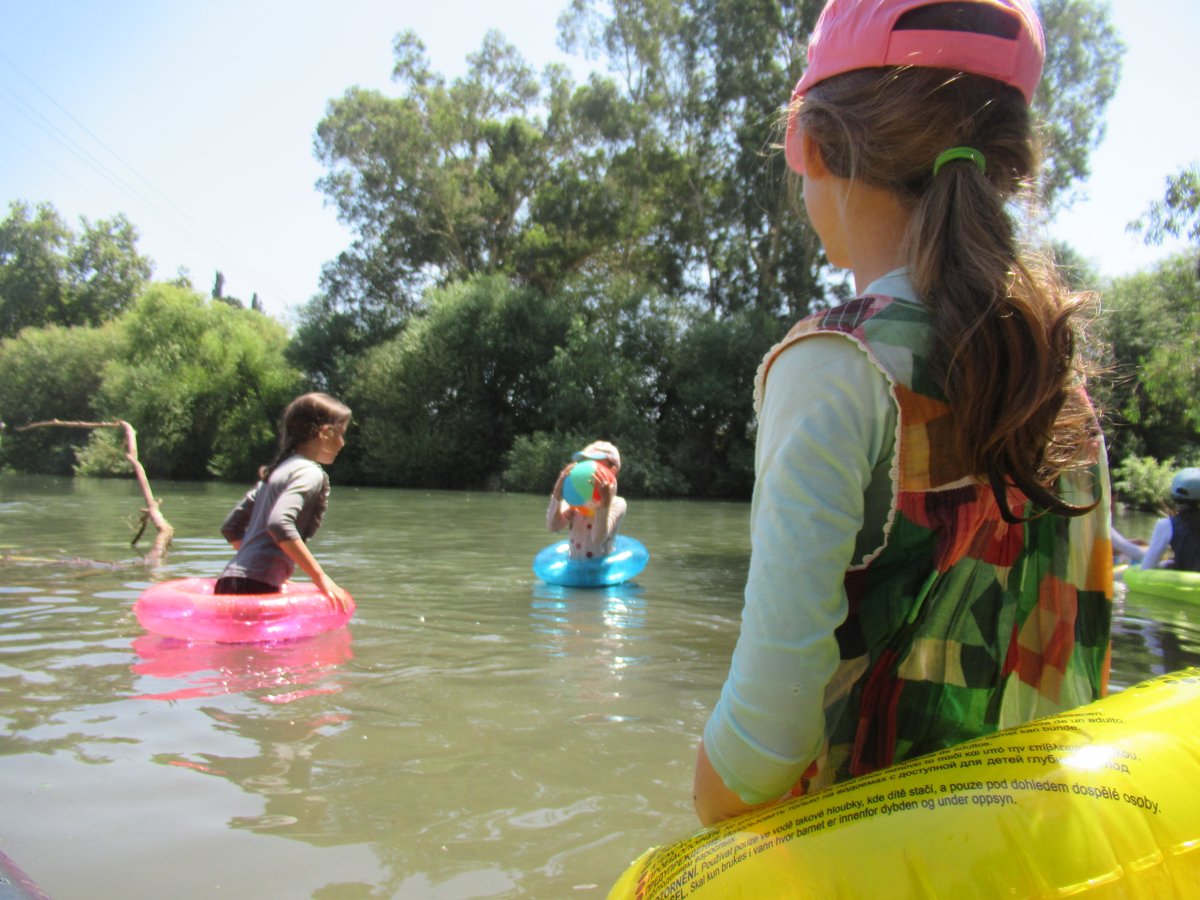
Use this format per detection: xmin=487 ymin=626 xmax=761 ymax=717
xmin=693 ymin=741 xmax=764 ymax=826
xmin=318 ymin=576 xmax=354 ymax=613
xmin=593 ymin=463 xmax=617 ymax=506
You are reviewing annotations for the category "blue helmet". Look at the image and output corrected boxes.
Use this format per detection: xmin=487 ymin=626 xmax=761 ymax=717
xmin=1171 ymin=467 xmax=1200 ymax=502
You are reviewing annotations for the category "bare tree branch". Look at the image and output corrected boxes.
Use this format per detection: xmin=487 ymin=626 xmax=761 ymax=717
xmin=14 ymin=419 xmax=174 ymax=564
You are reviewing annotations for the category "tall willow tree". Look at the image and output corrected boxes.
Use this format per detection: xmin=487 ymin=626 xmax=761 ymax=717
xmin=557 ymin=0 xmax=1123 ymax=312
xmin=1034 ymin=0 xmax=1124 ymax=211
xmin=313 ymin=32 xmax=560 ymax=319
xmin=300 ymin=31 xmax=575 ymax=390
xmin=558 ymin=0 xmax=827 ymax=318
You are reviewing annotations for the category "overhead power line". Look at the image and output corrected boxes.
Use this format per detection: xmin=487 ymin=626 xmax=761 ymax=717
xmin=0 ymin=49 xmax=292 ymax=304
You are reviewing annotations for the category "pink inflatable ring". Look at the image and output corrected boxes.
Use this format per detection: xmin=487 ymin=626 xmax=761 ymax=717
xmin=135 ymin=577 xmax=354 ymax=643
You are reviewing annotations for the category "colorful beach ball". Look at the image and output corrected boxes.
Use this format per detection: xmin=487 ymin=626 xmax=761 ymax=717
xmin=563 ymin=460 xmax=601 ymax=508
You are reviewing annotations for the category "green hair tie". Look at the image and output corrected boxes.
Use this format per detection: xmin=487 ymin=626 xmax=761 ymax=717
xmin=932 ymin=146 xmax=986 ymax=176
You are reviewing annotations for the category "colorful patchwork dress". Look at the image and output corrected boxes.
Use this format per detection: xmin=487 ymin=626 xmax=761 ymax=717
xmin=705 ymin=282 xmax=1113 ymax=801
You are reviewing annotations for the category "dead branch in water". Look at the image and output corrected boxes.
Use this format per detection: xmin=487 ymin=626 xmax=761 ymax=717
xmin=15 ymin=418 xmax=174 ymax=565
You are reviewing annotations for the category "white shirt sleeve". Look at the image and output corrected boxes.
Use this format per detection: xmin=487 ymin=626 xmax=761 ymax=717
xmin=1140 ymin=518 xmax=1173 ymax=569
xmin=702 ymin=334 xmax=896 ymax=803
xmin=1110 ymin=527 xmax=1144 ymax=562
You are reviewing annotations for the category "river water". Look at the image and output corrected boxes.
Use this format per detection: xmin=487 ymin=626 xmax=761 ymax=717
xmin=1 ymin=474 xmax=1197 ymax=899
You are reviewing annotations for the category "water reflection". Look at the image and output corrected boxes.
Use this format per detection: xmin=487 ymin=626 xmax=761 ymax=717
xmin=1110 ymin=586 xmax=1200 ymax=688
xmin=530 ymin=583 xmax=647 ymax=650
xmin=151 ymin=702 xmax=353 ymax=836
xmin=528 ymin=582 xmax=650 ymax=724
xmin=131 ymin=629 xmax=355 ymax=703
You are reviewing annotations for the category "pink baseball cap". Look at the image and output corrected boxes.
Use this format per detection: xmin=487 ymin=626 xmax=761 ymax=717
xmin=785 ymin=0 xmax=1045 ymax=174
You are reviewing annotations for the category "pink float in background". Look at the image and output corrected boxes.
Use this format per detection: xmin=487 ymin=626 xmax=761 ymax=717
xmin=135 ymin=577 xmax=354 ymax=643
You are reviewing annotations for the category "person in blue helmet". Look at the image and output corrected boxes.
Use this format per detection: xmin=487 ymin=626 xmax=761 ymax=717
xmin=1140 ymin=468 xmax=1200 ymax=571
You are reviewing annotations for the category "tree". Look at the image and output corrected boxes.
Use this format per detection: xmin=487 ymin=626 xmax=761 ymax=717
xmin=81 ymin=283 xmax=303 ymax=481
xmin=347 ymin=275 xmax=574 ymax=487
xmin=558 ymin=0 xmax=827 ymax=317
xmin=315 ymin=31 xmax=549 ymax=318
xmin=0 ymin=324 xmax=119 ymax=474
xmin=1129 ymin=163 xmax=1200 ymax=258
xmin=657 ymin=307 xmax=784 ymax=497
xmin=0 ymin=201 xmax=151 ymax=338
xmin=0 ymin=201 xmax=70 ymax=337
xmin=287 ymin=284 xmax=405 ymax=398
xmin=1097 ymin=253 xmax=1200 ymax=466
xmin=65 ymin=213 xmax=152 ymax=324
xmin=1033 ymin=0 xmax=1125 ymax=211
xmin=530 ymin=273 xmax=686 ymax=494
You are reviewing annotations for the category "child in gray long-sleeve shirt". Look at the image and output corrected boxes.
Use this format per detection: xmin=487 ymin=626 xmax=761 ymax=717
xmin=216 ymin=392 xmax=353 ymax=612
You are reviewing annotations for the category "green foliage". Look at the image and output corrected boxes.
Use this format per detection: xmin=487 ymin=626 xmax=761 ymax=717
xmin=287 ymin=291 xmax=401 ymax=398
xmin=1129 ymin=163 xmax=1200 ymax=251
xmin=349 ymin=275 xmax=573 ymax=487
xmin=659 ymin=307 xmax=785 ymax=497
xmin=0 ymin=324 xmax=119 ymax=474
xmin=84 ymin=283 xmax=303 ymax=481
xmin=1111 ymin=454 xmax=1180 ymax=513
xmin=1051 ymin=240 xmax=1101 ymax=292
xmin=502 ymin=431 xmax=591 ymax=494
xmin=1096 ymin=253 xmax=1200 ymax=466
xmin=1034 ymin=0 xmax=1124 ymax=211
xmin=67 ymin=213 xmax=153 ymax=324
xmin=529 ymin=276 xmax=691 ymax=496
xmin=0 ymin=4 xmax=1144 ymax=496
xmin=72 ymin=428 xmax=130 ymax=477
xmin=0 ymin=201 xmax=151 ymax=339
xmin=315 ymin=31 xmax=550 ymax=311
xmin=557 ymin=0 xmax=828 ymax=317
xmin=0 ymin=201 xmax=69 ymax=337
xmin=495 ymin=281 xmax=781 ymax=498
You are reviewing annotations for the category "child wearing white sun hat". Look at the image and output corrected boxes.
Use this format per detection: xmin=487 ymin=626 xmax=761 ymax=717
xmin=546 ymin=440 xmax=626 ymax=560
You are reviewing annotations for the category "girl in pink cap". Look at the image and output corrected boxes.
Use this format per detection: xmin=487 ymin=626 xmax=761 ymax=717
xmin=694 ymin=0 xmax=1113 ymax=824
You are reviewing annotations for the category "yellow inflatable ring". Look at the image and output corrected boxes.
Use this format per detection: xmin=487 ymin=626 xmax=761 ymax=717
xmin=610 ymin=669 xmax=1200 ymax=898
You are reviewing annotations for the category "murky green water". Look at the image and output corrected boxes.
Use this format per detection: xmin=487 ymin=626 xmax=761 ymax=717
xmin=1 ymin=475 xmax=1197 ymax=899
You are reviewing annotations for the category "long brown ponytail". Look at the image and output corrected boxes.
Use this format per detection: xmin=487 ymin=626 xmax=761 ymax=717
xmin=796 ymin=67 xmax=1098 ymax=520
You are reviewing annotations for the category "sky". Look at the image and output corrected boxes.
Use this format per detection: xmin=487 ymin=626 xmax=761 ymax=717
xmin=1 ymin=1 xmax=1197 ymax=323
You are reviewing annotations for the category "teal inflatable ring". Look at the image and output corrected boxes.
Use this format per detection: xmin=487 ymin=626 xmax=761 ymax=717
xmin=533 ymin=535 xmax=649 ymax=587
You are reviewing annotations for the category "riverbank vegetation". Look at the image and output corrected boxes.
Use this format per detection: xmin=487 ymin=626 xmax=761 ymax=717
xmin=1 ymin=1 xmax=1195 ymax=507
